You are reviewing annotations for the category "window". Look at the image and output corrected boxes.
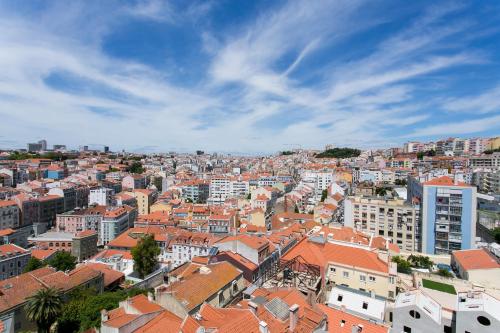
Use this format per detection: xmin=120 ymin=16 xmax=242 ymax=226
xmin=477 ymin=316 xmax=491 ymax=326
xmin=337 ymin=295 xmax=343 ymax=302
xmin=409 ymin=310 xmax=420 ymax=319
xmin=443 ymin=325 xmax=452 ymax=333
xmin=329 ymin=267 xmax=336 ymax=274
xmin=369 ymin=276 xmax=376 ymax=282
xmin=403 ymin=326 xmax=411 ymax=333
xmin=360 ymin=275 xmax=366 ymax=282
xmin=362 ymin=302 xmax=368 ymax=310
xmin=343 ymin=271 xmax=349 ymax=278
xmin=340 ymin=320 xmax=345 ymax=327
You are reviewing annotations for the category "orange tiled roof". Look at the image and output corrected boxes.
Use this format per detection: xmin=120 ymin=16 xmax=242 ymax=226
xmin=0 ymin=244 xmax=27 ymax=256
xmin=423 ymin=176 xmax=470 ymax=187
xmin=80 ymin=263 xmax=124 ymax=287
xmin=317 ymin=304 xmax=389 ymax=333
xmin=453 ymin=248 xmax=500 ymax=271
xmin=31 ymin=249 xmax=57 ymax=260
xmin=0 ymin=200 xmax=17 ymax=208
xmin=282 ymin=238 xmax=388 ymax=274
xmin=135 ymin=310 xmax=183 ymax=333
xmin=160 ymin=262 xmax=242 ymax=312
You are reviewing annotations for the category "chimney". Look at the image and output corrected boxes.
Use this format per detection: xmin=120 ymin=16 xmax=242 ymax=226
xmin=351 ymin=324 xmax=364 ymax=333
xmin=306 ymin=287 xmax=316 ymax=306
xmin=259 ymin=321 xmax=268 ymax=333
xmin=248 ymin=301 xmax=258 ymax=315
xmin=289 ymin=304 xmax=299 ymax=331
xmin=148 ymin=291 xmax=154 ymax=302
xmin=101 ymin=309 xmax=108 ymax=322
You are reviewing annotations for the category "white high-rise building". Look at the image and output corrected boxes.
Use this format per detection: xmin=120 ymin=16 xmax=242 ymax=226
xmin=89 ymin=187 xmax=113 ymax=206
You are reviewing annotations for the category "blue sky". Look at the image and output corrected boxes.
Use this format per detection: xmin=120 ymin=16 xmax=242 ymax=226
xmin=0 ymin=0 xmax=499 ymax=153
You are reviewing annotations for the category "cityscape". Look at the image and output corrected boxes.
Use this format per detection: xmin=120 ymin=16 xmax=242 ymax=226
xmin=1 ymin=1 xmax=500 ymax=333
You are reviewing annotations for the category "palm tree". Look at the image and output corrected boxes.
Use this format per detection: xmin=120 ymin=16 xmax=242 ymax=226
xmin=25 ymin=287 xmax=63 ymax=333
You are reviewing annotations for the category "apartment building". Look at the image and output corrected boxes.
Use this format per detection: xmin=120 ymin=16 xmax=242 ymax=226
xmin=100 ymin=207 xmax=130 ymax=245
xmin=0 ymin=201 xmax=20 ymax=230
xmin=127 ymin=189 xmax=156 ymax=215
xmin=282 ymin=237 xmax=397 ymax=300
xmin=170 ymin=232 xmax=215 ymax=267
xmin=0 ymin=244 xmax=30 ymax=280
xmin=393 ymin=289 xmax=499 ymax=333
xmin=89 ymin=187 xmax=113 ymax=206
xmin=469 ymin=153 xmax=500 ymax=168
xmin=122 ymin=174 xmax=147 ymax=190
xmin=208 ymin=177 xmax=231 ymax=204
xmin=344 ymin=196 xmax=420 ymax=252
xmin=408 ymin=176 xmax=477 ymax=255
xmin=28 ymin=230 xmax=98 ymax=261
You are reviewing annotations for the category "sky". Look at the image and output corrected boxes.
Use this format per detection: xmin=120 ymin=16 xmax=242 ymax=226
xmin=0 ymin=0 xmax=499 ymax=154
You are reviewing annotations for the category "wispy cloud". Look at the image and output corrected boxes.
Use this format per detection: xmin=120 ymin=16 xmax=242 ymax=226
xmin=442 ymin=85 xmax=500 ymax=114
xmin=0 ymin=0 xmax=498 ymax=152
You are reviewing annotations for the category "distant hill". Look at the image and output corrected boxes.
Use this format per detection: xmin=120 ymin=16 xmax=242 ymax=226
xmin=315 ymin=147 xmax=361 ymax=158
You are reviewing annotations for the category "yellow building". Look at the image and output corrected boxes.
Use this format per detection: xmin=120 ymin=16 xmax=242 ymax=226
xmin=126 ymin=189 xmax=157 ymax=215
xmin=488 ymin=137 xmax=500 ymax=150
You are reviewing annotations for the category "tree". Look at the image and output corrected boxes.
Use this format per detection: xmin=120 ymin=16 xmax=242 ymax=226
xmin=57 ymin=288 xmax=146 ymax=332
xmin=153 ymin=177 xmax=163 ymax=192
xmin=48 ymin=251 xmax=77 ymax=271
xmin=375 ymin=187 xmax=388 ymax=196
xmin=315 ymin=147 xmax=361 ymax=159
xmin=129 ymin=161 xmax=144 ymax=174
xmin=392 ymin=256 xmax=412 ymax=274
xmin=131 ymin=235 xmax=160 ymax=279
xmin=493 ymin=227 xmax=500 ymax=244
xmin=294 ymin=205 xmax=300 ymax=213
xmin=437 ymin=268 xmax=453 ymax=277
xmin=320 ymin=189 xmax=328 ymax=202
xmin=25 ymin=287 xmax=63 ymax=333
xmin=24 ymin=257 xmax=46 ymax=273
xmin=408 ymin=254 xmax=433 ymax=269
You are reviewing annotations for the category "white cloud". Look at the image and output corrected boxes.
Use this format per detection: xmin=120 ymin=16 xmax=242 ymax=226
xmin=0 ymin=0 xmax=496 ymax=153
xmin=442 ymin=86 xmax=500 ymax=114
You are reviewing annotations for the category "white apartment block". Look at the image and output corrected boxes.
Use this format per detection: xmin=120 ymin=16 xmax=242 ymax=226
xmin=345 ymin=196 xmax=420 ymax=252
xmin=89 ymin=187 xmax=113 ymax=206
xmin=99 ymin=208 xmax=130 ymax=245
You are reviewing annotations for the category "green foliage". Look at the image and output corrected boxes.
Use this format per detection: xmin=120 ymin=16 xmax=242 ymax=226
xmin=294 ymin=205 xmax=300 ymax=213
xmin=315 ymin=147 xmax=361 ymax=159
xmin=57 ymin=288 xmax=146 ymax=332
xmin=25 ymin=287 xmax=63 ymax=333
xmin=8 ymin=151 xmax=69 ymax=161
xmin=247 ymin=193 xmax=251 ymax=200
xmin=281 ymin=151 xmax=295 ymax=156
xmin=48 ymin=251 xmax=77 ymax=271
xmin=24 ymin=257 xmax=47 ymax=273
xmin=437 ymin=268 xmax=453 ymax=278
xmin=42 ymin=152 xmax=68 ymax=161
xmin=131 ymin=235 xmax=160 ymax=279
xmin=392 ymin=256 xmax=412 ymax=274
xmin=153 ymin=177 xmax=163 ymax=192
xmin=407 ymin=254 xmax=434 ymax=269
xmin=185 ymin=198 xmax=193 ymax=203
xmin=493 ymin=227 xmax=500 ymax=244
xmin=9 ymin=151 xmax=40 ymax=160
xmin=320 ymin=189 xmax=328 ymax=202
xmin=128 ymin=161 xmax=145 ymax=174
xmin=375 ymin=187 xmax=389 ymax=196
xmin=394 ymin=179 xmax=407 ymax=186
xmin=422 ymin=279 xmax=456 ymax=294
xmin=417 ymin=149 xmax=436 ymax=159
xmin=484 ymin=148 xmax=500 ymax=154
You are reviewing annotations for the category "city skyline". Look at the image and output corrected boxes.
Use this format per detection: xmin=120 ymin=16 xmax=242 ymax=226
xmin=1 ymin=0 xmax=500 ymax=153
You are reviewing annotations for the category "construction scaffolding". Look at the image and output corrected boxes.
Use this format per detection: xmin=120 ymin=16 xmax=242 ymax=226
xmin=262 ymin=255 xmax=322 ymax=296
